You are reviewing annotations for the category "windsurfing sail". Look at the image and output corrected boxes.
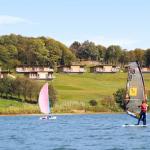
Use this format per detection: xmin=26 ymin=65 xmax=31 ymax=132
xmin=38 ymin=82 xmax=50 ymax=114
xmin=124 ymin=62 xmax=146 ymax=118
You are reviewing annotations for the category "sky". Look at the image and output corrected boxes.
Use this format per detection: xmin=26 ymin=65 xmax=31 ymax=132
xmin=0 ymin=0 xmax=150 ymax=50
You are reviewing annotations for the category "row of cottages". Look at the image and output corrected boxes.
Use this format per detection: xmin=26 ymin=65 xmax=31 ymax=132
xmin=2 ymin=65 xmax=150 ymax=80
xmin=58 ymin=65 xmax=119 ymax=73
xmin=57 ymin=65 xmax=86 ymax=73
xmin=16 ymin=64 xmax=120 ymax=80
xmin=124 ymin=65 xmax=150 ymax=73
xmin=16 ymin=66 xmax=55 ymax=80
xmin=90 ymin=65 xmax=120 ymax=73
xmin=0 ymin=67 xmax=11 ymax=79
xmin=141 ymin=67 xmax=150 ymax=73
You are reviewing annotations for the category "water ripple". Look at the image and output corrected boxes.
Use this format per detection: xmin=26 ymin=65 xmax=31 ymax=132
xmin=0 ymin=114 xmax=150 ymax=150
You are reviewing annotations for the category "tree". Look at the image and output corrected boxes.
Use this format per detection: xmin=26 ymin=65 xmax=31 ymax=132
xmin=70 ymin=41 xmax=81 ymax=57
xmin=119 ymin=49 xmax=129 ymax=66
xmin=17 ymin=77 xmax=32 ymax=102
xmin=78 ymin=40 xmax=99 ymax=60
xmin=134 ymin=48 xmax=145 ymax=65
xmin=0 ymin=76 xmax=41 ymax=103
xmin=12 ymin=77 xmax=23 ymax=100
xmin=113 ymin=88 xmax=126 ymax=109
xmin=127 ymin=50 xmax=136 ymax=62
xmin=0 ymin=34 xmax=76 ymax=68
xmin=105 ymin=45 xmax=122 ymax=65
xmin=145 ymin=49 xmax=150 ymax=66
xmin=6 ymin=45 xmax=19 ymax=68
xmin=48 ymin=83 xmax=57 ymax=107
xmin=0 ymin=45 xmax=9 ymax=64
xmin=43 ymin=38 xmax=62 ymax=67
xmin=0 ymin=77 xmax=14 ymax=98
xmin=0 ymin=78 xmax=5 ymax=96
xmin=26 ymin=79 xmax=40 ymax=103
xmin=42 ymin=38 xmax=76 ymax=67
xmin=58 ymin=42 xmax=76 ymax=65
xmin=14 ymin=77 xmax=40 ymax=103
xmin=96 ymin=45 xmax=106 ymax=62
xmin=25 ymin=38 xmax=49 ymax=65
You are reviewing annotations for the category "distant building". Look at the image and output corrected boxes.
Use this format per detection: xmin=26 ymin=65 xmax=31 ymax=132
xmin=124 ymin=65 xmax=150 ymax=73
xmin=0 ymin=67 xmax=11 ymax=79
xmin=90 ymin=65 xmax=119 ymax=73
xmin=16 ymin=66 xmax=55 ymax=80
xmin=57 ymin=65 xmax=86 ymax=73
xmin=141 ymin=67 xmax=150 ymax=73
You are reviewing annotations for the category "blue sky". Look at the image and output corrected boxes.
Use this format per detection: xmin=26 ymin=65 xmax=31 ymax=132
xmin=0 ymin=0 xmax=150 ymax=49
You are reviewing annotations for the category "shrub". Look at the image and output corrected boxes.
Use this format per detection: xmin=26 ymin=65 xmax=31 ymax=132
xmin=101 ymin=96 xmax=119 ymax=112
xmin=113 ymin=88 xmax=126 ymax=109
xmin=89 ymin=99 xmax=97 ymax=106
xmin=0 ymin=77 xmax=14 ymax=98
xmin=0 ymin=76 xmax=40 ymax=103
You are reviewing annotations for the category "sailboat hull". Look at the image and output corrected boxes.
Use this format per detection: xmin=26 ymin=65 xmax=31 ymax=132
xmin=40 ymin=116 xmax=57 ymax=120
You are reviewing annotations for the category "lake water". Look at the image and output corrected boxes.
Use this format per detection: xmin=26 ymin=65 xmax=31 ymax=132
xmin=0 ymin=114 xmax=150 ymax=150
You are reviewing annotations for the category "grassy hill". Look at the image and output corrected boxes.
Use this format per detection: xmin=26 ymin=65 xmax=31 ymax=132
xmin=53 ymin=72 xmax=150 ymax=100
xmin=53 ymin=73 xmax=127 ymax=101
xmin=1 ymin=72 xmax=150 ymax=114
xmin=52 ymin=72 xmax=150 ymax=113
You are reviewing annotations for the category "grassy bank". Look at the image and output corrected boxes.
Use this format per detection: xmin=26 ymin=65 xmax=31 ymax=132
xmin=0 ymin=98 xmax=39 ymax=114
xmin=1 ymin=72 xmax=150 ymax=114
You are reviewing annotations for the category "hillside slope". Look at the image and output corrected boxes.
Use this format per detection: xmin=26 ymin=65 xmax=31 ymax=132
xmin=1 ymin=73 xmax=150 ymax=114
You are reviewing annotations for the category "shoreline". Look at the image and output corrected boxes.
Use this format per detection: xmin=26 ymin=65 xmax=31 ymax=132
xmin=0 ymin=112 xmax=125 ymax=116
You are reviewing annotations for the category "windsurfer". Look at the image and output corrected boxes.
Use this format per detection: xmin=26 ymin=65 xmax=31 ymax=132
xmin=137 ymin=100 xmax=148 ymax=125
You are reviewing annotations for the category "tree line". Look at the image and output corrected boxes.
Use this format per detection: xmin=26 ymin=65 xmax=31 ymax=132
xmin=0 ymin=34 xmax=75 ymax=69
xmin=0 ymin=34 xmax=150 ymax=69
xmin=70 ymin=41 xmax=150 ymax=66
xmin=0 ymin=77 xmax=57 ymax=106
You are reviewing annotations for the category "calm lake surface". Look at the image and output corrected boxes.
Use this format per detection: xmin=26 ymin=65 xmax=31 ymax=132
xmin=0 ymin=114 xmax=150 ymax=150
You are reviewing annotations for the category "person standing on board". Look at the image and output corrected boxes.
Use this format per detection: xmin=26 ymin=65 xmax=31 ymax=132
xmin=137 ymin=100 xmax=148 ymax=125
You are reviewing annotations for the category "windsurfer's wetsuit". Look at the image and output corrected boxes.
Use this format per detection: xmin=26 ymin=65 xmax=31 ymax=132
xmin=137 ymin=103 xmax=148 ymax=125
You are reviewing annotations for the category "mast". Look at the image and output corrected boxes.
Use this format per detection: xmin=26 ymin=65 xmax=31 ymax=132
xmin=136 ymin=61 xmax=147 ymax=102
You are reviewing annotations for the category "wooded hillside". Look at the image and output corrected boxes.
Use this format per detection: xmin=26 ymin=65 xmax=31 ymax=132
xmin=0 ymin=34 xmax=75 ymax=68
xmin=0 ymin=34 xmax=150 ymax=69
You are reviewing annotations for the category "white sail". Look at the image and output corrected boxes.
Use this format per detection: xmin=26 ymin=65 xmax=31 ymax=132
xmin=38 ymin=82 xmax=50 ymax=114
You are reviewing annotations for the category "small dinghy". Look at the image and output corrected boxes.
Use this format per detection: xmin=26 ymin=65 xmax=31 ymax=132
xmin=38 ymin=82 xmax=56 ymax=120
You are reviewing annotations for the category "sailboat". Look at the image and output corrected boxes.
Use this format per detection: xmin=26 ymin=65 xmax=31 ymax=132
xmin=38 ymin=82 xmax=56 ymax=120
xmin=124 ymin=61 xmax=147 ymax=120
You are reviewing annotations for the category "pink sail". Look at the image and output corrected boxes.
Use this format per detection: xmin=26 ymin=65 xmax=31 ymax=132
xmin=38 ymin=82 xmax=50 ymax=114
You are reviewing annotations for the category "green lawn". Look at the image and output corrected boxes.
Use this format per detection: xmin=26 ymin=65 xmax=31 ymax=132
xmin=52 ymin=73 xmax=150 ymax=102
xmin=53 ymin=73 xmax=127 ymax=101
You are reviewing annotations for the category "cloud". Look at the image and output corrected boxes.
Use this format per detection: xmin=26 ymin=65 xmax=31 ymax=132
xmin=0 ymin=15 xmax=34 ymax=25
